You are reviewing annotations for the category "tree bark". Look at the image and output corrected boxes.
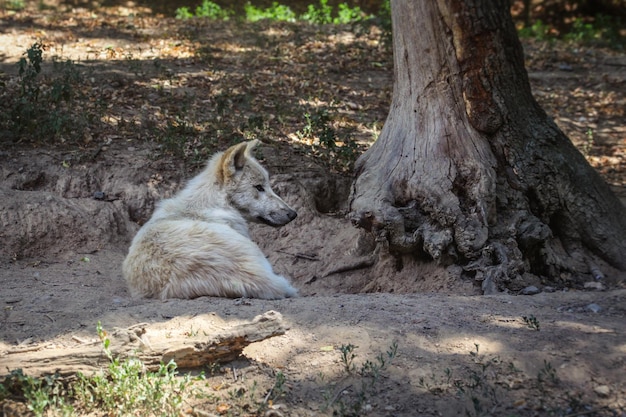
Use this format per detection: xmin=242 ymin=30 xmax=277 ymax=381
xmin=0 ymin=311 xmax=285 ymax=378
xmin=349 ymin=0 xmax=626 ymax=293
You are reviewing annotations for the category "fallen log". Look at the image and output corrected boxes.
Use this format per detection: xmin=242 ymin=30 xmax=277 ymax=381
xmin=0 ymin=310 xmax=286 ymax=378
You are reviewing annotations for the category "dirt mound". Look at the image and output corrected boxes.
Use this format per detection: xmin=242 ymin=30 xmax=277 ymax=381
xmin=0 ymin=142 xmax=478 ymax=297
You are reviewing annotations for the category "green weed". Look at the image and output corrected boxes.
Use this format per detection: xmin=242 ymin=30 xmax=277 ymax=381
xmin=175 ymin=0 xmax=368 ymax=25
xmin=518 ymin=19 xmax=555 ymax=41
xmin=336 ymin=3 xmax=366 ymax=24
xmin=1 ymin=43 xmax=99 ymax=144
xmin=0 ymin=322 xmax=195 ymax=417
xmin=297 ymin=108 xmax=337 ymax=148
xmin=245 ymin=2 xmax=296 ymax=23
xmin=537 ymin=359 xmax=559 ymax=386
xmin=301 ymin=0 xmax=333 ymax=24
xmin=296 ymin=107 xmax=361 ymax=171
xmin=265 ymin=370 xmax=287 ymax=403
xmin=75 ymin=322 xmax=195 ymax=417
xmin=2 ymin=0 xmax=25 ymax=11
xmin=0 ymin=369 xmax=73 ymax=417
xmin=563 ymin=15 xmax=624 ymax=46
xmin=176 ymin=0 xmax=232 ymax=20
xmin=582 ymin=127 xmax=595 ymax=156
xmin=518 ymin=14 xmax=624 ymax=48
xmin=321 ymin=342 xmax=398 ymax=416
xmin=522 ymin=314 xmax=541 ymax=331
xmin=339 ymin=343 xmax=358 ymax=373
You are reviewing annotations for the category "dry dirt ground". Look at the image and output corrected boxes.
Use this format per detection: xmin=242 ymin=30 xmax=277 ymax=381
xmin=1 ymin=3 xmax=626 ymax=417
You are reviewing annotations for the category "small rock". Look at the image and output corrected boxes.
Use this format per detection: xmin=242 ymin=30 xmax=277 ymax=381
xmin=558 ymin=63 xmax=573 ymax=71
xmin=584 ymin=281 xmax=605 ymax=291
xmin=520 ymin=285 xmax=540 ymax=295
xmin=586 ymin=303 xmax=602 ymax=313
xmin=594 ymin=385 xmax=611 ymax=398
xmin=543 ymin=286 xmax=556 ymax=293
xmin=93 ymin=191 xmax=106 ymax=200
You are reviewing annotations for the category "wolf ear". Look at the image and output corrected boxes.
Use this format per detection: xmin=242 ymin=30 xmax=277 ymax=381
xmin=218 ymin=140 xmax=259 ymax=183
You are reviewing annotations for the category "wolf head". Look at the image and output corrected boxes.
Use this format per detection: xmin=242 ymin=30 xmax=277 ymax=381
xmin=217 ymin=140 xmax=297 ymax=227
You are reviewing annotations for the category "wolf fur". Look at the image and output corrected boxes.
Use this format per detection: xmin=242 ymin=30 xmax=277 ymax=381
xmin=123 ymin=140 xmax=298 ymax=300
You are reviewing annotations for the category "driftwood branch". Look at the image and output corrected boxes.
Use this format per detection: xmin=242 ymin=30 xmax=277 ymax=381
xmin=1 ymin=311 xmax=286 ymax=378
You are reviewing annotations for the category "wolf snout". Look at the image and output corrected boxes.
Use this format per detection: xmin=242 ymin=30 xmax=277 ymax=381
xmin=287 ymin=208 xmax=297 ymax=221
xmin=260 ymin=207 xmax=297 ymax=227
xmin=276 ymin=207 xmax=297 ymax=225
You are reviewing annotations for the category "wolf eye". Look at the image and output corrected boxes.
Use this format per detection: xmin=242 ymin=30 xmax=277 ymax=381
xmin=255 ymin=185 xmax=265 ymax=192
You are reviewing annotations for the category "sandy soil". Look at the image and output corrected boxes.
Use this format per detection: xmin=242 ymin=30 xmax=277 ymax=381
xmin=2 ymin=247 xmax=626 ymax=416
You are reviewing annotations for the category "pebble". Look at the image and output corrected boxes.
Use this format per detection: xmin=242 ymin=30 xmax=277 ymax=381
xmin=93 ymin=191 xmax=106 ymax=200
xmin=584 ymin=281 xmax=605 ymax=291
xmin=586 ymin=303 xmax=602 ymax=313
xmin=520 ymin=285 xmax=540 ymax=295
xmin=594 ymin=385 xmax=611 ymax=398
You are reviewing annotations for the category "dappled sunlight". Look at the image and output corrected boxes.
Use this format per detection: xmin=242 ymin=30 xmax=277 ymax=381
xmin=433 ymin=335 xmax=507 ymax=356
xmin=552 ymin=320 xmax=618 ymax=334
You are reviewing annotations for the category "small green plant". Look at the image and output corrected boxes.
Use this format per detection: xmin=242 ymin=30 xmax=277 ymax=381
xmin=522 ymin=314 xmax=541 ymax=331
xmin=518 ymin=14 xmax=623 ymax=48
xmin=17 ymin=42 xmax=44 ymax=101
xmin=175 ymin=0 xmax=369 ymax=26
xmin=50 ymin=56 xmax=82 ymax=103
xmin=322 ymin=342 xmax=398 ymax=416
xmin=295 ymin=107 xmax=362 ymax=171
xmin=335 ymin=3 xmax=367 ymax=24
xmin=0 ymin=322 xmax=196 ymax=417
xmin=537 ymin=359 xmax=559 ymax=385
xmin=518 ymin=19 xmax=555 ymax=41
xmin=301 ymin=0 xmax=366 ymax=24
xmin=195 ymin=0 xmax=231 ymax=19
xmin=582 ymin=127 xmax=594 ymax=156
xmin=297 ymin=108 xmax=336 ymax=148
xmin=301 ymin=0 xmax=333 ymax=24
xmin=565 ymin=18 xmax=596 ymax=42
xmin=0 ymin=369 xmax=73 ymax=417
xmin=339 ymin=344 xmax=357 ymax=373
xmin=175 ymin=6 xmax=193 ymax=19
xmin=73 ymin=322 xmax=194 ymax=417
xmin=1 ymin=43 xmax=100 ymax=143
xmin=265 ymin=370 xmax=287 ymax=403
xmin=245 ymin=2 xmax=296 ymax=22
xmin=3 ymin=0 xmax=25 ymax=11
xmin=175 ymin=0 xmax=232 ymax=20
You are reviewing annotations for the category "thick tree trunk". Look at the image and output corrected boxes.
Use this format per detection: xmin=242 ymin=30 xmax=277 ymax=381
xmin=349 ymin=0 xmax=626 ymax=293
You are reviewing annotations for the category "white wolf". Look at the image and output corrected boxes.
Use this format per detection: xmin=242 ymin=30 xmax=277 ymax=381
xmin=123 ymin=140 xmax=298 ymax=300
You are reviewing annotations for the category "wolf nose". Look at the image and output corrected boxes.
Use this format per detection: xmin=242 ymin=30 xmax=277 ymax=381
xmin=287 ymin=209 xmax=297 ymax=221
